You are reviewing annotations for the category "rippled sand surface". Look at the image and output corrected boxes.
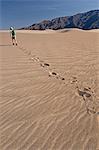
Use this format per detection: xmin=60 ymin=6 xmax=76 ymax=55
xmin=0 ymin=29 xmax=99 ymax=150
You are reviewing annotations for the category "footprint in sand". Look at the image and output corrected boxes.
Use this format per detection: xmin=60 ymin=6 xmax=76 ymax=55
xmin=34 ymin=57 xmax=40 ymax=62
xmin=40 ymin=63 xmax=50 ymax=68
xmin=70 ymin=76 xmax=78 ymax=84
xmin=60 ymin=77 xmax=65 ymax=81
xmin=44 ymin=63 xmax=50 ymax=67
xmin=75 ymin=86 xmax=97 ymax=114
xmin=57 ymin=76 xmax=65 ymax=81
xmin=76 ymin=86 xmax=86 ymax=98
xmin=40 ymin=63 xmax=45 ymax=67
xmin=49 ymin=71 xmax=65 ymax=81
xmin=87 ymin=107 xmax=96 ymax=114
xmin=76 ymin=86 xmax=92 ymax=100
xmin=49 ymin=71 xmax=58 ymax=77
xmin=84 ymin=87 xmax=94 ymax=94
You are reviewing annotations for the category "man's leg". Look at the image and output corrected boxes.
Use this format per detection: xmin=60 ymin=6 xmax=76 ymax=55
xmin=14 ymin=37 xmax=17 ymax=45
xmin=12 ymin=38 xmax=14 ymax=45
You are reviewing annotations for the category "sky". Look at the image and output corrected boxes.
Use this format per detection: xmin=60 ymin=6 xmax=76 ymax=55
xmin=0 ymin=0 xmax=99 ymax=29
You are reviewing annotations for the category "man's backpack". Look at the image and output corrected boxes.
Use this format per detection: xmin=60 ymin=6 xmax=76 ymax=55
xmin=12 ymin=30 xmax=15 ymax=36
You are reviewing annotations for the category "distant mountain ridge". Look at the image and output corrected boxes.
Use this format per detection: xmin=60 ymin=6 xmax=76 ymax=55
xmin=21 ymin=10 xmax=99 ymax=30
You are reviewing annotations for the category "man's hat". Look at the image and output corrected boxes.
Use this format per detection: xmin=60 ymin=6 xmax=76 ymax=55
xmin=10 ymin=27 xmax=14 ymax=30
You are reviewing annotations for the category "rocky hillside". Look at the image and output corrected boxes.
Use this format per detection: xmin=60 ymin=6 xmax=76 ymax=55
xmin=21 ymin=10 xmax=99 ymax=30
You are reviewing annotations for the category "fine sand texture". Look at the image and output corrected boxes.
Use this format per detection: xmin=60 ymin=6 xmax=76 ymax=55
xmin=0 ymin=29 xmax=99 ymax=150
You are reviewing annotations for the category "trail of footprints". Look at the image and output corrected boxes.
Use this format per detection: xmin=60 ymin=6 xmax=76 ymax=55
xmin=31 ymin=56 xmax=65 ymax=81
xmin=18 ymin=46 xmax=99 ymax=115
xmin=19 ymin=46 xmax=65 ymax=81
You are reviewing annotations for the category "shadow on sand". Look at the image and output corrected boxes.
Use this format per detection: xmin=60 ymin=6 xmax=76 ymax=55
xmin=0 ymin=44 xmax=12 ymax=47
xmin=59 ymin=29 xmax=71 ymax=33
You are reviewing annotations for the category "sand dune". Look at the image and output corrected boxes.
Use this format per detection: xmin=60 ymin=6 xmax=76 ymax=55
xmin=0 ymin=29 xmax=99 ymax=150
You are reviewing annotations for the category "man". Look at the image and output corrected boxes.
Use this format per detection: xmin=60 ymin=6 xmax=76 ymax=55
xmin=10 ymin=27 xmax=17 ymax=45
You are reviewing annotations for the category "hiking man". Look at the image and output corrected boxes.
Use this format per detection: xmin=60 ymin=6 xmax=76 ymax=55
xmin=10 ymin=27 xmax=17 ymax=45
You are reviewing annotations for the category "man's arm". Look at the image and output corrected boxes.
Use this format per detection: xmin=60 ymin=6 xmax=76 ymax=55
xmin=10 ymin=31 xmax=12 ymax=37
